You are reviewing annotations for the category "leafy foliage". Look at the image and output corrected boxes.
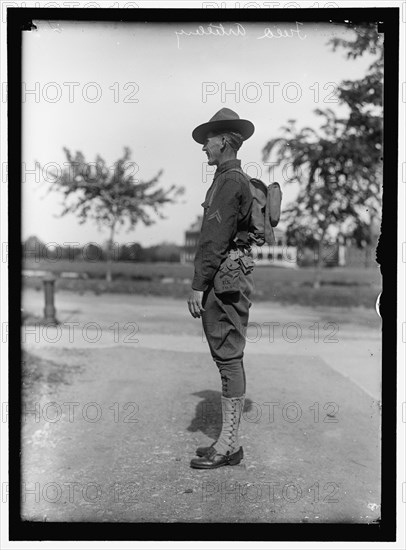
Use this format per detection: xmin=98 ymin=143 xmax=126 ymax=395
xmin=42 ymin=147 xmax=184 ymax=281
xmin=45 ymin=147 xmax=184 ymax=231
xmin=262 ymin=22 xmax=383 ymax=277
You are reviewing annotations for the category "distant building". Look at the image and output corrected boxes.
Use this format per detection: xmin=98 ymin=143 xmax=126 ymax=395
xmin=181 ymin=218 xmax=298 ymax=268
xmin=182 ymin=218 xmax=379 ymax=269
xmin=251 ymin=227 xmax=298 ymax=269
xmin=181 ymin=216 xmax=202 ymax=264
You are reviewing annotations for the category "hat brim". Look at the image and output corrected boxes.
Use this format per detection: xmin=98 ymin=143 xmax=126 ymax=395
xmin=192 ymin=119 xmax=255 ymax=144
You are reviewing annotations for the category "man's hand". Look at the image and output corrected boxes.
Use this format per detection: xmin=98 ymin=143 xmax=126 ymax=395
xmin=187 ymin=289 xmax=205 ymax=319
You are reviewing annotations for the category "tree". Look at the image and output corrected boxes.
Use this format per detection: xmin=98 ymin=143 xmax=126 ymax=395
xmin=22 ymin=235 xmax=47 ymax=261
xmin=148 ymin=242 xmax=181 ymax=263
xmin=263 ymin=22 xmax=383 ymax=287
xmin=329 ymin=22 xmax=383 ymax=267
xmin=42 ymin=147 xmax=184 ymax=282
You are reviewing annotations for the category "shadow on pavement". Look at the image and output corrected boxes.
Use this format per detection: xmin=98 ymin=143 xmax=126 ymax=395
xmin=187 ymin=389 xmax=254 ymax=440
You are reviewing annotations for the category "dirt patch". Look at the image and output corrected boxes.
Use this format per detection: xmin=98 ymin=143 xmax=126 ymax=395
xmin=22 ymin=349 xmax=84 ymax=398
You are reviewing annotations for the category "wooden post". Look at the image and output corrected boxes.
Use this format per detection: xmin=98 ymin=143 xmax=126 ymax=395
xmin=43 ymin=272 xmax=58 ymax=324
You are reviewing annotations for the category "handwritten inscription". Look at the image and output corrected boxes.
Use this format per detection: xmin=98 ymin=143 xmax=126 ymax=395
xmin=175 ymin=22 xmax=307 ymax=49
xmin=175 ymin=23 xmax=246 ymax=49
xmin=257 ymin=22 xmax=307 ymax=40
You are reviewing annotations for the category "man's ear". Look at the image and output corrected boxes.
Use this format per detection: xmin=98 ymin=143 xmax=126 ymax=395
xmin=220 ymin=135 xmax=228 ymax=151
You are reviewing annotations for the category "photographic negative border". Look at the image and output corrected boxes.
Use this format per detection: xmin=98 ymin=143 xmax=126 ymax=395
xmin=7 ymin=5 xmax=398 ymax=542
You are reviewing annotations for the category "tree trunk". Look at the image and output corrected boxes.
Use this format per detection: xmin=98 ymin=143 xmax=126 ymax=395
xmin=106 ymin=222 xmax=116 ymax=284
xmin=364 ymin=243 xmax=371 ymax=268
xmin=313 ymin=240 xmax=323 ymax=289
xmin=364 ymin=215 xmax=376 ymax=268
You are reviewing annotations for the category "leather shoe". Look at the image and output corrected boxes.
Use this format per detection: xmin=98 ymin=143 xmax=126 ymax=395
xmin=195 ymin=443 xmax=215 ymax=457
xmin=190 ymin=446 xmax=243 ymax=469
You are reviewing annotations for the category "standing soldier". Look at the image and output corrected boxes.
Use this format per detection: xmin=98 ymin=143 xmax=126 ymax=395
xmin=187 ymin=108 xmax=255 ymax=469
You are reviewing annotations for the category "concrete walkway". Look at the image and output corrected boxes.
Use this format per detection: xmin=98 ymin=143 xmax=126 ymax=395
xmin=22 ymin=289 xmax=382 ymax=399
xmin=20 ymin=290 xmax=381 ymax=523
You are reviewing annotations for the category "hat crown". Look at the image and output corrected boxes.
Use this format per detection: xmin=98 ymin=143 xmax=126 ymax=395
xmin=192 ymin=108 xmax=254 ymax=144
xmin=209 ymin=108 xmax=241 ymax=123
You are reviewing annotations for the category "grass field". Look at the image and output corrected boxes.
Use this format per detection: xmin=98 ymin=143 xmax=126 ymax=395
xmin=23 ymin=259 xmax=382 ymax=308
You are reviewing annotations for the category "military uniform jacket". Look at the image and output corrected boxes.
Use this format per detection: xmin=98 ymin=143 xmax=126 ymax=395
xmin=192 ymin=159 xmax=253 ymax=292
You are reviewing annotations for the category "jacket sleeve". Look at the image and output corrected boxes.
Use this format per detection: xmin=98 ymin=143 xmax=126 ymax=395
xmin=192 ymin=178 xmax=242 ymax=291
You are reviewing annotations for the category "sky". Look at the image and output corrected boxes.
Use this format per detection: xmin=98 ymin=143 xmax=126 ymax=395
xmin=21 ymin=19 xmax=378 ymax=248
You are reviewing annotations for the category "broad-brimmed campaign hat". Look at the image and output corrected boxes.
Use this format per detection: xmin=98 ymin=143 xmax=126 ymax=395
xmin=192 ymin=108 xmax=255 ymax=144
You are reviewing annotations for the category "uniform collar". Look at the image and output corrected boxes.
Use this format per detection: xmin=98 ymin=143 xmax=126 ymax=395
xmin=214 ymin=159 xmax=241 ymax=178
